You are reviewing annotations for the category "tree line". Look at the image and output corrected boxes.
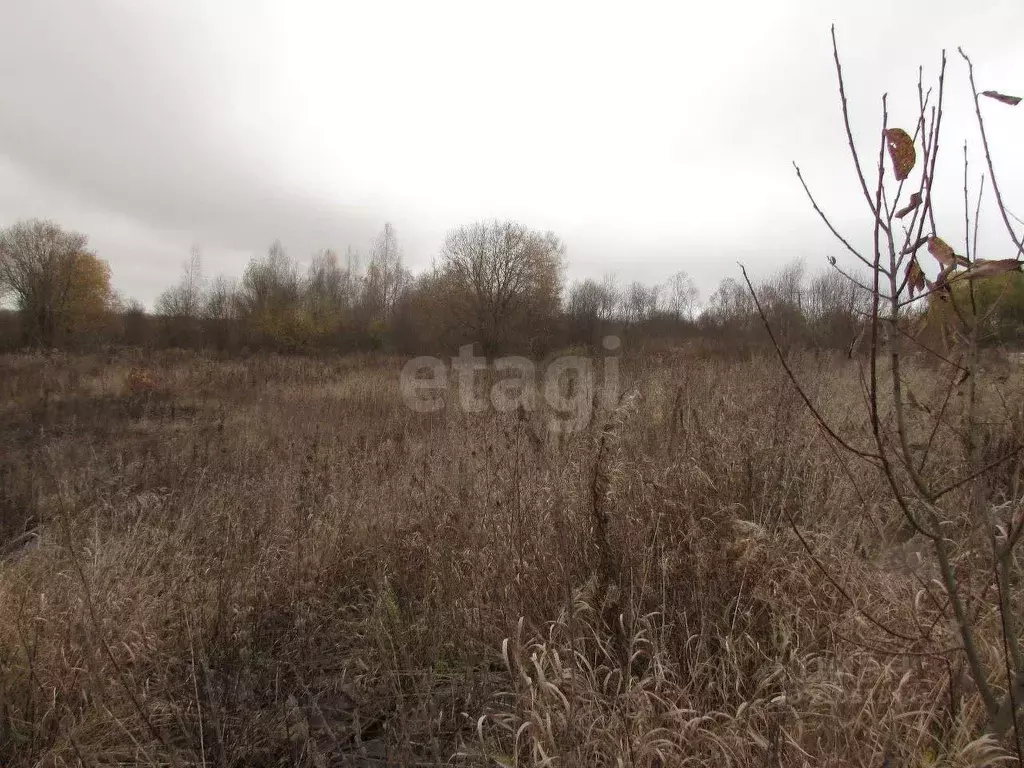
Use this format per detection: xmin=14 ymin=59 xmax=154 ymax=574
xmin=2 ymin=217 xmax=1021 ymax=355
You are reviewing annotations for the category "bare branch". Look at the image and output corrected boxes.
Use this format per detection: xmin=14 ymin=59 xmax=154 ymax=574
xmin=932 ymin=446 xmax=1024 ymax=502
xmin=959 ymin=48 xmax=1024 ymax=258
xmin=832 ymin=25 xmax=887 ymax=231
xmin=794 ymin=163 xmax=886 ymax=275
xmin=739 ymin=263 xmax=882 ymax=463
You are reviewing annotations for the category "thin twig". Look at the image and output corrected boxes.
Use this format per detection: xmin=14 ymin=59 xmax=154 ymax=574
xmin=932 ymin=446 xmax=1024 ymax=502
xmin=739 ymin=263 xmax=881 ymax=463
xmin=959 ymin=48 xmax=1024 ymax=258
xmin=794 ymin=163 xmax=885 ymax=275
xmin=780 ymin=505 xmax=921 ymax=643
xmin=832 ymin=25 xmax=887 ymax=231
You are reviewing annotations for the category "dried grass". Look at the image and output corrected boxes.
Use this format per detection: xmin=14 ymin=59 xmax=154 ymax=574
xmin=0 ymin=347 xmax=1020 ymax=766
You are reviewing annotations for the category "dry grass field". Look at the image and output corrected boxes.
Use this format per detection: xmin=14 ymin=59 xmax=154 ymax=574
xmin=0 ymin=347 xmax=1022 ymax=766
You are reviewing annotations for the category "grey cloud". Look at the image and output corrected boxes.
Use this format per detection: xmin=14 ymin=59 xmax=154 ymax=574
xmin=0 ymin=1 xmax=1021 ymax=307
xmin=0 ymin=3 xmax=382 ymax=274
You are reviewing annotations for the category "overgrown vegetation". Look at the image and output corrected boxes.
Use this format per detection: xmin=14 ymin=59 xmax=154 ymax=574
xmin=1 ymin=29 xmax=1022 ymax=768
xmin=0 ymin=347 xmax=1020 ymax=766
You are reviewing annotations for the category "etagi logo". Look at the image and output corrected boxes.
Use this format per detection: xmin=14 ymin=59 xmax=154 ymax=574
xmin=399 ymin=336 xmax=622 ymax=432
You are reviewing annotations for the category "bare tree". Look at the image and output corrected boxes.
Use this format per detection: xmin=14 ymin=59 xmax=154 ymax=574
xmin=805 ymin=266 xmax=868 ymax=348
xmin=155 ymin=246 xmax=204 ymax=319
xmin=238 ymin=240 xmax=301 ymax=318
xmin=621 ymin=280 xmax=659 ymax=325
xmin=203 ymin=275 xmax=238 ymax=322
xmin=364 ymin=222 xmax=410 ymax=323
xmin=233 ymin=240 xmax=305 ymax=347
xmin=567 ymin=278 xmax=605 ymax=346
xmin=660 ymin=270 xmax=698 ymax=320
xmin=759 ymin=258 xmax=807 ymax=343
xmin=305 ymin=248 xmax=352 ymax=327
xmin=439 ymin=220 xmax=564 ymax=354
xmin=598 ymin=273 xmax=621 ymax=321
xmin=703 ymin=276 xmax=755 ymax=330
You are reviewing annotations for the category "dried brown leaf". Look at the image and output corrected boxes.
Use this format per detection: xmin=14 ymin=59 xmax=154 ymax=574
xmin=905 ymin=258 xmax=926 ymax=298
xmin=895 ymin=192 xmax=922 ymax=219
xmin=981 ymin=90 xmax=1022 ymax=106
xmin=927 ymin=236 xmax=969 ymax=270
xmin=884 ymin=128 xmax=916 ymax=181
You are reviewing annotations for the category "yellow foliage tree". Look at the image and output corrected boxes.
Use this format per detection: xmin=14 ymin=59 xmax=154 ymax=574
xmin=0 ymin=219 xmax=113 ymax=346
xmin=63 ymin=251 xmax=113 ymax=336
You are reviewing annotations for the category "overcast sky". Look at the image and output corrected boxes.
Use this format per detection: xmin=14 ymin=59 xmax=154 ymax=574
xmin=1 ymin=1 xmax=1022 ymax=307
